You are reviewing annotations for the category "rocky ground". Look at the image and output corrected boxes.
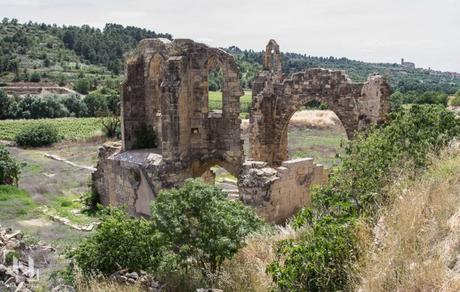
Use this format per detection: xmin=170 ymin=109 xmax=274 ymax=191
xmin=0 ymin=225 xmax=56 ymax=291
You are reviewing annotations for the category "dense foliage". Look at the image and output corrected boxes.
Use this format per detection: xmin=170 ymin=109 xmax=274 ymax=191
xmin=0 ymin=89 xmax=119 ymax=120
xmin=0 ymin=145 xmax=20 ymax=185
xmin=73 ymin=179 xmax=262 ymax=278
xmin=225 ymin=46 xmax=460 ymax=94
xmin=267 ymin=105 xmax=460 ymax=291
xmin=72 ymin=208 xmax=166 ymax=275
xmin=390 ymin=90 xmax=448 ymax=110
xmin=451 ymin=89 xmax=460 ymax=106
xmin=15 ymin=123 xmax=60 ymax=147
xmin=0 ymin=18 xmax=171 ymax=76
xmin=151 ymin=179 xmax=264 ymax=274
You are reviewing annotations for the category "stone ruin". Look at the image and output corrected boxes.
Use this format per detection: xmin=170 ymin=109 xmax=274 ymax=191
xmin=93 ymin=38 xmax=391 ymax=223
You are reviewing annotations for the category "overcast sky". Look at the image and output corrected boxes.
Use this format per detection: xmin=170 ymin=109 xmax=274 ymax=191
xmin=1 ymin=0 xmax=459 ymax=72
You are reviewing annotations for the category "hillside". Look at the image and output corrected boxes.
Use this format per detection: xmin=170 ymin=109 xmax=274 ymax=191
xmin=358 ymin=144 xmax=460 ymax=291
xmin=226 ymin=46 xmax=460 ymax=94
xmin=1 ymin=18 xmax=459 ymax=94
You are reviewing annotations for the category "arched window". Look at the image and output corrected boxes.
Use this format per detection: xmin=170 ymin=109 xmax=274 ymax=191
xmin=207 ymin=58 xmax=225 ymax=113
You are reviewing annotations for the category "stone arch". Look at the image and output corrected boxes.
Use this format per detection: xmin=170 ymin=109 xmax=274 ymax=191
xmin=206 ymin=55 xmax=226 ymax=113
xmin=192 ymin=159 xmax=240 ymax=179
xmin=249 ymin=68 xmax=389 ymax=166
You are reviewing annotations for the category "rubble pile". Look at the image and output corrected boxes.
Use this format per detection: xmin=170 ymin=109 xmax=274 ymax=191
xmin=110 ymin=269 xmax=165 ymax=291
xmin=0 ymin=225 xmax=55 ymax=291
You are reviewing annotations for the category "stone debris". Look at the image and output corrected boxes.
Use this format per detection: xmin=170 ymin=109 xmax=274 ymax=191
xmin=40 ymin=206 xmax=97 ymax=232
xmin=44 ymin=153 xmax=96 ymax=172
xmin=0 ymin=225 xmax=55 ymax=291
xmin=110 ymin=269 xmax=166 ymax=291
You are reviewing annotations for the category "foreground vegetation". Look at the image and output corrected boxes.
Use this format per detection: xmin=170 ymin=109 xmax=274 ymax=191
xmin=358 ymin=145 xmax=460 ymax=291
xmin=267 ymin=105 xmax=460 ymax=290
xmin=71 ymin=180 xmax=263 ymax=289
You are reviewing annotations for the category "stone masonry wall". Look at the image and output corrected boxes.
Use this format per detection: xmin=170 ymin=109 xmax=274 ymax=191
xmin=238 ymin=158 xmax=328 ymax=224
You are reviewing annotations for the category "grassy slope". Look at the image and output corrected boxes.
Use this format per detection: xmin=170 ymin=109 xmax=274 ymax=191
xmin=0 ymin=117 xmax=102 ymax=141
xmin=357 ymin=145 xmax=460 ymax=291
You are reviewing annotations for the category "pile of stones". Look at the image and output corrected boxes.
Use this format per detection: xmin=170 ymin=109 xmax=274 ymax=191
xmin=0 ymin=225 xmax=55 ymax=291
xmin=110 ymin=269 xmax=166 ymax=291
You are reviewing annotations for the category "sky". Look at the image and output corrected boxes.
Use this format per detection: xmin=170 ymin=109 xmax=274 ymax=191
xmin=1 ymin=0 xmax=459 ymax=72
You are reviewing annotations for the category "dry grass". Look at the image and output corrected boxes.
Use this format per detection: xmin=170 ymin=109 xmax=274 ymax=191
xmin=215 ymin=225 xmax=298 ymax=291
xmin=240 ymin=110 xmax=344 ymax=132
xmin=357 ymin=144 xmax=460 ymax=291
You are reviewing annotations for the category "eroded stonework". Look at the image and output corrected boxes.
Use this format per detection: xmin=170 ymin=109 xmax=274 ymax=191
xmin=93 ymin=39 xmax=391 ymax=223
xmin=93 ymin=39 xmax=244 ymax=216
xmin=249 ymin=40 xmax=391 ymax=165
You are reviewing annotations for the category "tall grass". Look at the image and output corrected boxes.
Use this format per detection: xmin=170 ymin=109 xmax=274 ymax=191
xmin=357 ymin=144 xmax=460 ymax=291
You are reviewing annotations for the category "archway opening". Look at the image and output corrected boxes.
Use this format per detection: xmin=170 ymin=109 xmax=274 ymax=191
xmin=194 ymin=162 xmax=239 ymax=199
xmin=286 ymin=101 xmax=348 ymax=168
xmin=208 ymin=66 xmax=224 ymax=113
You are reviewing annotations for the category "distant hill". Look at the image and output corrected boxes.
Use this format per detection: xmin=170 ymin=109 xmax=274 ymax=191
xmin=1 ymin=18 xmax=459 ymax=94
xmin=225 ymin=46 xmax=460 ymax=94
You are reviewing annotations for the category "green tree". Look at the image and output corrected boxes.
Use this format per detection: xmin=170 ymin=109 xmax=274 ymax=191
xmin=268 ymin=105 xmax=460 ymax=291
xmin=0 ymin=145 xmax=20 ymax=185
xmin=73 ymin=78 xmax=90 ymax=94
xmin=29 ymin=72 xmax=41 ymax=82
xmin=151 ymin=179 xmax=263 ymax=274
xmin=72 ymin=208 xmax=166 ymax=275
xmin=83 ymin=93 xmax=108 ymax=116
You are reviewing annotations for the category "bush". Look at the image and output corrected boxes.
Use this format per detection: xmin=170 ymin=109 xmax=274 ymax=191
xmin=83 ymin=93 xmax=108 ymax=117
xmin=101 ymin=116 xmax=121 ymax=139
xmin=72 ymin=208 xmax=167 ymax=275
xmin=451 ymin=95 xmax=460 ymax=106
xmin=73 ymin=179 xmax=263 ymax=279
xmin=268 ymin=105 xmax=460 ymax=291
xmin=74 ymin=78 xmax=90 ymax=94
xmin=0 ymin=145 xmax=20 ymax=185
xmin=151 ymin=179 xmax=263 ymax=274
xmin=0 ymin=89 xmax=10 ymax=119
xmin=29 ymin=72 xmax=41 ymax=82
xmin=15 ymin=123 xmax=60 ymax=147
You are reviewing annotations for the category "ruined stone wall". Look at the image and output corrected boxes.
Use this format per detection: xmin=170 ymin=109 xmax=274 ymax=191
xmin=94 ymin=39 xmax=244 ymax=216
xmin=238 ymin=158 xmax=328 ymax=224
xmin=249 ymin=42 xmax=391 ymax=165
xmin=95 ymin=38 xmax=391 ymax=224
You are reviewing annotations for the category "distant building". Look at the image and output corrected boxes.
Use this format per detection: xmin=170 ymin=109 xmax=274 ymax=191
xmin=401 ymin=58 xmax=415 ymax=69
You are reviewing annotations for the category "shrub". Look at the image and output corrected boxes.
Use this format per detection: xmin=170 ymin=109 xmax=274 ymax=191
xmin=15 ymin=123 xmax=60 ymax=147
xmin=268 ymin=105 xmax=460 ymax=291
xmin=83 ymin=93 xmax=108 ymax=117
xmin=29 ymin=72 xmax=41 ymax=82
xmin=72 ymin=208 xmax=167 ymax=275
xmin=73 ymin=179 xmax=262 ymax=280
xmin=101 ymin=116 xmax=120 ymax=139
xmin=151 ymin=179 xmax=263 ymax=274
xmin=0 ymin=89 xmax=11 ymax=119
xmin=74 ymin=78 xmax=90 ymax=94
xmin=0 ymin=145 xmax=20 ymax=185
xmin=451 ymin=95 xmax=460 ymax=107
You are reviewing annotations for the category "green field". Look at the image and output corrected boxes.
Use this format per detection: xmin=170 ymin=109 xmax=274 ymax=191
xmin=208 ymin=91 xmax=252 ymax=114
xmin=0 ymin=118 xmax=102 ymax=141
